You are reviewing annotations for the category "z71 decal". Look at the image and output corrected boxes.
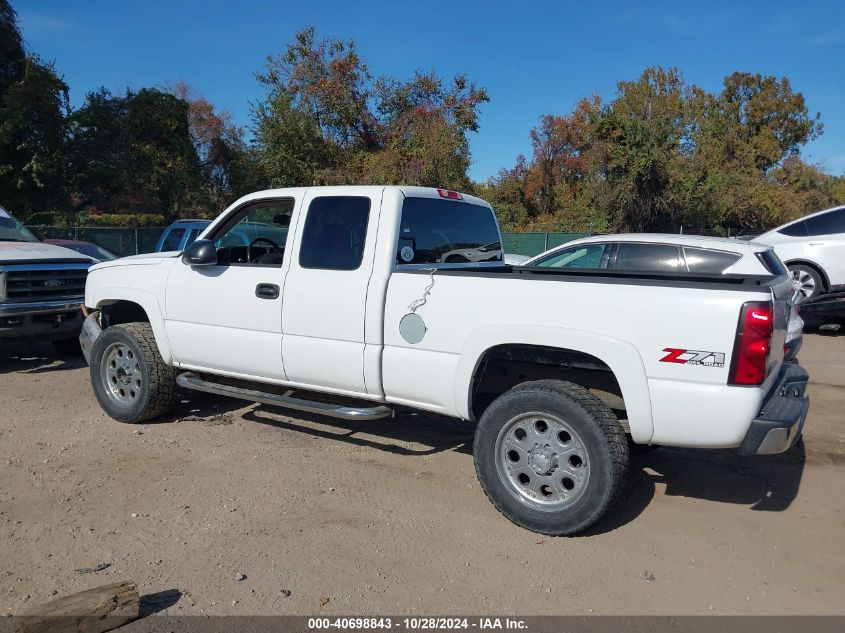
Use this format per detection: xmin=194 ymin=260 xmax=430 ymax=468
xmin=660 ymin=348 xmax=725 ymax=368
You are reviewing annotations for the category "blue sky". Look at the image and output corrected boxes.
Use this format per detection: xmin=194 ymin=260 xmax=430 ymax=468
xmin=16 ymin=0 xmax=845 ymax=181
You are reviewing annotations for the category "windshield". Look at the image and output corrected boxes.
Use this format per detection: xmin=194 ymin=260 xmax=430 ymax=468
xmin=0 ymin=207 xmax=39 ymax=242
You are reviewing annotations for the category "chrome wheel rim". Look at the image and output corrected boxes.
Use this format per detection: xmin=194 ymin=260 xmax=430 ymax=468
xmin=791 ymin=269 xmax=816 ymax=302
xmin=494 ymin=412 xmax=590 ymax=512
xmin=101 ymin=343 xmax=142 ymax=406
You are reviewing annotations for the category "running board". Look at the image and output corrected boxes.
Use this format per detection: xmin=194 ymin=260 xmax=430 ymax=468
xmin=176 ymin=372 xmax=393 ymax=421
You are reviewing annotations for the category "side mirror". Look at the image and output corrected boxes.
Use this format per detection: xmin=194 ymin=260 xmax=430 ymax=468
xmin=182 ymin=239 xmax=217 ymax=266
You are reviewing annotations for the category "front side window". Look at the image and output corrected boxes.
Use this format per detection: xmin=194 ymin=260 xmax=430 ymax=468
xmin=683 ymin=247 xmax=741 ymax=274
xmin=210 ymin=199 xmax=293 ymax=266
xmin=397 ymin=197 xmax=502 ymax=265
xmin=299 ymin=196 xmax=370 ymax=270
xmin=804 ymin=208 xmax=845 ymax=236
xmin=534 ymin=243 xmax=610 ymax=269
xmin=613 ymin=243 xmax=681 ymax=272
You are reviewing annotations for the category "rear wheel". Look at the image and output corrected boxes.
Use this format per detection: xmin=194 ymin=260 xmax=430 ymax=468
xmin=788 ymin=264 xmax=823 ymax=303
xmin=89 ymin=323 xmax=178 ymax=423
xmin=473 ymin=379 xmax=629 ymax=535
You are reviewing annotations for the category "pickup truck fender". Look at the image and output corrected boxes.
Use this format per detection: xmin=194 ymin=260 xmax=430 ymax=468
xmin=453 ymin=325 xmax=654 ymax=443
xmin=89 ymin=287 xmax=174 ymax=365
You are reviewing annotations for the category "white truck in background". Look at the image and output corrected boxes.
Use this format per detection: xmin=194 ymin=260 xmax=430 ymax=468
xmin=79 ymin=186 xmax=809 ymax=535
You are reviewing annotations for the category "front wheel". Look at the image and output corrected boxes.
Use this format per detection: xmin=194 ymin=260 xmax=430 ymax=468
xmin=788 ymin=264 xmax=823 ymax=303
xmin=473 ymin=379 xmax=629 ymax=536
xmin=89 ymin=322 xmax=178 ymax=423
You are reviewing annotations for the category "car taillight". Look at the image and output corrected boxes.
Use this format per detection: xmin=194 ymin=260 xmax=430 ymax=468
xmin=437 ymin=189 xmax=463 ymax=200
xmin=728 ymin=301 xmax=774 ymax=386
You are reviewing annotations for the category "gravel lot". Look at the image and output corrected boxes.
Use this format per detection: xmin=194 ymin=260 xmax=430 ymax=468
xmin=1 ymin=333 xmax=843 ymax=616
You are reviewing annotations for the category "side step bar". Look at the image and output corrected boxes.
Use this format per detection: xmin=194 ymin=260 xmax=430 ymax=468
xmin=176 ymin=372 xmax=393 ymax=421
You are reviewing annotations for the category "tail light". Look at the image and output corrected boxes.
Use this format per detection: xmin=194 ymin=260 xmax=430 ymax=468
xmin=728 ymin=301 xmax=774 ymax=385
xmin=437 ymin=189 xmax=463 ymax=200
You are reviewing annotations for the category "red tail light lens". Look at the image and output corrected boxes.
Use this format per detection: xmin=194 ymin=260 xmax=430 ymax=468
xmin=728 ymin=301 xmax=774 ymax=386
xmin=437 ymin=189 xmax=463 ymax=200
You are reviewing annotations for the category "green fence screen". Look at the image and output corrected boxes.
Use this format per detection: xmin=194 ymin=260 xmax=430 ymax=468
xmin=27 ymin=226 xmax=589 ymax=260
xmin=501 ymin=232 xmax=591 ymax=257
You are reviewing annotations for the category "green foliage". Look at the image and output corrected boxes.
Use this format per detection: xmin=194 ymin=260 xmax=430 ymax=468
xmin=486 ymin=66 xmax=839 ymax=234
xmin=253 ymin=26 xmax=488 ymax=190
xmin=0 ymin=0 xmax=69 ymax=219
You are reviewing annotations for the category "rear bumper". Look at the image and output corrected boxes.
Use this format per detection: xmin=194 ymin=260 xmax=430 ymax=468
xmin=738 ymin=363 xmax=809 ymax=455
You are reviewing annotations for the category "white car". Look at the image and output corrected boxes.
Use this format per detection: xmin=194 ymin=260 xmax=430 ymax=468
xmin=523 ymin=233 xmax=786 ymax=275
xmin=79 ymin=187 xmax=807 ymax=536
xmin=524 ymin=233 xmax=804 ymax=359
xmin=753 ymin=205 xmax=845 ymax=302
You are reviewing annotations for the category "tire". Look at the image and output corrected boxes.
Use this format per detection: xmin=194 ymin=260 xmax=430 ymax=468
xmin=89 ymin=322 xmax=178 ymax=423
xmin=52 ymin=337 xmax=82 ymax=356
xmin=473 ymin=379 xmax=629 ymax=536
xmin=788 ymin=264 xmax=823 ymax=303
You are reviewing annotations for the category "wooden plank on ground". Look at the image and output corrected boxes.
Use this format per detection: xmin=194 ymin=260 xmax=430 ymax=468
xmin=15 ymin=580 xmax=139 ymax=633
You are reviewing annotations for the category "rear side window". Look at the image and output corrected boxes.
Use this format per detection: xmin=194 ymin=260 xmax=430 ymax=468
xmin=397 ymin=197 xmax=502 ymax=265
xmin=299 ymin=196 xmax=370 ymax=270
xmin=613 ymin=243 xmax=681 ymax=272
xmin=161 ymin=228 xmax=185 ymax=251
xmin=805 ymin=208 xmax=845 ymax=236
xmin=535 ymin=243 xmax=610 ymax=269
xmin=683 ymin=247 xmax=741 ymax=273
xmin=778 ymin=221 xmax=808 ymax=237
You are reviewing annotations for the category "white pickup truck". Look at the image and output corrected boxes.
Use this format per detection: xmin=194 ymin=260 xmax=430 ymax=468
xmin=80 ymin=186 xmax=809 ymax=535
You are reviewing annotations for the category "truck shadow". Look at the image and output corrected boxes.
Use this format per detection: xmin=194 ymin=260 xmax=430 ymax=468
xmin=585 ymin=443 xmax=806 ymax=535
xmin=241 ymin=403 xmax=804 ymax=534
xmin=0 ymin=343 xmax=87 ymax=375
xmin=243 ymin=406 xmax=475 ymax=457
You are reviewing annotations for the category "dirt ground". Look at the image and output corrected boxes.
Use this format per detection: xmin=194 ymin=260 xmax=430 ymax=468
xmin=1 ymin=333 xmax=843 ymax=616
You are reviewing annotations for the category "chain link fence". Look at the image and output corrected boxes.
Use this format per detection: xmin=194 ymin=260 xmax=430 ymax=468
xmin=27 ymin=226 xmax=165 ymax=258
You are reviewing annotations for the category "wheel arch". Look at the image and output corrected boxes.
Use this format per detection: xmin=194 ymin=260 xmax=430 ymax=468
xmin=91 ymin=290 xmax=174 ymax=365
xmin=455 ymin=326 xmax=654 ymax=443
xmin=784 ymin=259 xmax=829 ymax=292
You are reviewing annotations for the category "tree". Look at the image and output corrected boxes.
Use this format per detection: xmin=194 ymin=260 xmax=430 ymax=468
xmin=67 ymin=87 xmax=202 ymax=218
xmin=253 ymin=27 xmax=488 ymax=189
xmin=0 ymin=0 xmax=69 ymax=218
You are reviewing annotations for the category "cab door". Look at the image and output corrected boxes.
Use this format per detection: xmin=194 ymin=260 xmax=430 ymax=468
xmin=164 ymin=196 xmax=299 ymax=381
xmin=280 ymin=188 xmax=382 ymax=396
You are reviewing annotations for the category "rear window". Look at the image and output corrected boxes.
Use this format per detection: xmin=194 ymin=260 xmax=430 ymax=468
xmin=683 ymin=247 xmax=741 ymax=273
xmin=397 ymin=197 xmax=501 ymax=265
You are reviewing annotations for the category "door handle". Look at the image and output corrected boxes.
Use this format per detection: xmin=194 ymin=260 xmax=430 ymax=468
xmin=808 ymin=242 xmax=825 ymax=246
xmin=255 ymin=283 xmax=280 ymax=299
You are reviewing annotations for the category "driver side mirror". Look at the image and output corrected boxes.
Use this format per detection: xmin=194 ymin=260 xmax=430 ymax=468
xmin=182 ymin=239 xmax=217 ymax=266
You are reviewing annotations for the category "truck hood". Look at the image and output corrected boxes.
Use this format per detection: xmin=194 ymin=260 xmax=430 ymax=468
xmin=90 ymin=250 xmax=181 ymax=271
xmin=0 ymin=240 xmax=94 ymax=263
